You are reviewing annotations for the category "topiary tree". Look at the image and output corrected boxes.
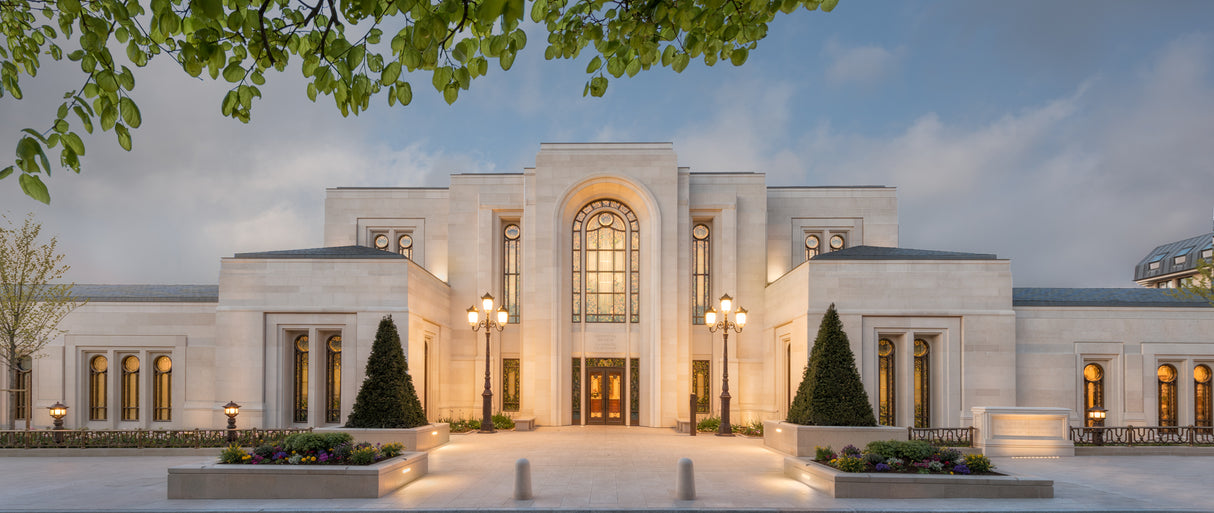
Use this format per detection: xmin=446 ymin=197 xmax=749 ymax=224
xmin=345 ymin=315 xmax=428 ymax=429
xmin=786 ymin=303 xmax=877 ymax=426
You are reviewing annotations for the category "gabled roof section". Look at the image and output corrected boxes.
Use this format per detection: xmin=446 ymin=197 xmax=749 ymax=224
xmin=233 ymin=245 xmax=406 ymax=260
xmin=72 ymin=284 xmax=219 ymax=302
xmin=1013 ymin=288 xmax=1210 ymax=308
xmin=810 ymin=245 xmax=999 ymax=261
xmin=1134 ymin=232 xmax=1214 ymax=282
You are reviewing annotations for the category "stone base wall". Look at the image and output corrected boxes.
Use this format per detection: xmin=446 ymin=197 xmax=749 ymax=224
xmin=763 ymin=421 xmax=907 ymax=457
xmin=167 ymin=452 xmax=427 ymax=499
xmin=784 ymin=457 xmax=1053 ymax=499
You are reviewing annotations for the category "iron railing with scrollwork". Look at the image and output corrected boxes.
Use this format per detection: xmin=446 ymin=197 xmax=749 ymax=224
xmin=1070 ymin=426 xmax=1214 ymax=446
xmin=0 ymin=428 xmax=310 ymax=449
xmin=907 ymin=426 xmax=974 ymax=447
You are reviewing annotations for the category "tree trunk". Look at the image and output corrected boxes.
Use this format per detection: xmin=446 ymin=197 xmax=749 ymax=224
xmin=8 ymin=362 xmax=18 ymax=431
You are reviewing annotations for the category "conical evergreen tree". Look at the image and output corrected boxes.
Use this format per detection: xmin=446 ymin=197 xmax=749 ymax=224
xmin=345 ymin=315 xmax=428 ymax=428
xmin=786 ymin=303 xmax=877 ymax=426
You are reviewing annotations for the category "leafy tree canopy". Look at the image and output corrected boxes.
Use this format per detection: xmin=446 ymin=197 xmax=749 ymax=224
xmin=0 ymin=0 xmax=838 ymax=203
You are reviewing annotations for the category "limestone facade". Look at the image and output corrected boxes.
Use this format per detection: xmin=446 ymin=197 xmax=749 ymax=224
xmin=3 ymin=143 xmax=1211 ymax=431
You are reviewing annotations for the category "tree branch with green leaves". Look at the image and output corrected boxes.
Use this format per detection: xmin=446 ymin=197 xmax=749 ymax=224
xmin=1167 ymin=258 xmax=1214 ymax=306
xmin=1 ymin=0 xmax=838 ymax=203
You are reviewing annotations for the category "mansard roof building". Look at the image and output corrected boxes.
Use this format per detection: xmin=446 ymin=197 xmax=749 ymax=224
xmin=5 ymin=143 xmax=1212 ymax=431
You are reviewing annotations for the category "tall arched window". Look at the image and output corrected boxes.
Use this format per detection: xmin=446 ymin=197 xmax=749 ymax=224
xmin=503 ymin=223 xmax=521 ymax=323
xmin=1083 ymin=363 xmax=1104 ymax=427
xmin=878 ymin=339 xmax=895 ymax=426
xmin=325 ymin=335 xmax=342 ymax=423
xmin=692 ymin=223 xmax=710 ymax=325
xmin=15 ymin=356 xmax=31 ymax=420
xmin=294 ymin=335 xmax=309 ymax=423
xmin=121 ymin=355 xmax=140 ymax=421
xmin=805 ymin=234 xmax=820 ymax=260
xmin=153 ymin=356 xmax=172 ymax=422
xmin=913 ymin=339 xmax=930 ymax=428
xmin=572 ymin=200 xmax=639 ymax=323
xmin=89 ymin=355 xmax=108 ymax=421
xmin=1196 ymin=364 xmax=1212 ymax=429
xmin=1158 ymin=364 xmax=1177 ymax=427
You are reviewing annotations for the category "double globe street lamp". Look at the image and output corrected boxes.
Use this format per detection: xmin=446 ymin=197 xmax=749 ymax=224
xmin=704 ymin=294 xmax=747 ymax=437
xmin=467 ymin=293 xmax=509 ymax=434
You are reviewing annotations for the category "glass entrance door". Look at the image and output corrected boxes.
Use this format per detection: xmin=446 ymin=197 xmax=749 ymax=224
xmin=586 ymin=367 xmax=625 ymax=425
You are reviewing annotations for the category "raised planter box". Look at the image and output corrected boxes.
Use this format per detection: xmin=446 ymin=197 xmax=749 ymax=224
xmin=784 ymin=457 xmax=1052 ymax=499
xmin=317 ymin=423 xmax=449 ymax=451
xmin=167 ymin=452 xmax=427 ymax=499
xmin=763 ymin=420 xmax=906 ymax=457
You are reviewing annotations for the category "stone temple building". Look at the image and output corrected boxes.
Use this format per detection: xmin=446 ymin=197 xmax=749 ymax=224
xmin=4 ymin=143 xmax=1213 ymax=432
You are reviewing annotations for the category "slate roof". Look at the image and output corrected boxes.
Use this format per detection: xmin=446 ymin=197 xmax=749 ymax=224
xmin=71 ymin=284 xmax=219 ymax=303
xmin=811 ymin=245 xmax=999 ymax=261
xmin=1012 ymin=288 xmax=1210 ymax=308
xmin=233 ymin=245 xmax=406 ymax=259
xmin=1134 ymin=232 xmax=1214 ymax=282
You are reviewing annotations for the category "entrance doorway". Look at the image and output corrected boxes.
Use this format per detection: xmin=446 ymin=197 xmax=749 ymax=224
xmin=586 ymin=366 xmax=625 ymax=425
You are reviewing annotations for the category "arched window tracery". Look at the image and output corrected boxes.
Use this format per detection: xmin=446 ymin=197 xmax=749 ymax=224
xmin=572 ymin=200 xmax=639 ymax=323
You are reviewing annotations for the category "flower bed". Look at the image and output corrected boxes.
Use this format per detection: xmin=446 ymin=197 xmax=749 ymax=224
xmin=814 ymin=440 xmax=996 ymax=475
xmin=168 ymin=453 xmax=427 ymax=499
xmin=218 ymin=431 xmax=402 ymax=465
xmin=785 ymin=457 xmax=1052 ymax=499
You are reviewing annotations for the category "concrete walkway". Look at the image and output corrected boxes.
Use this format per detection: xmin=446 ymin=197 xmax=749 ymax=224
xmin=0 ymin=426 xmax=1207 ymax=512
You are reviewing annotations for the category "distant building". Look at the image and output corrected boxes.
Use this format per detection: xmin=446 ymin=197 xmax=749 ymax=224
xmin=1134 ymin=225 xmax=1214 ymax=288
xmin=3 ymin=143 xmax=1212 ymax=432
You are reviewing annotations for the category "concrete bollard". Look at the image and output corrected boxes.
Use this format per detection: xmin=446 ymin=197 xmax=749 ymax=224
xmin=514 ymin=458 xmax=533 ymax=500
xmin=675 ymin=457 xmax=695 ymax=500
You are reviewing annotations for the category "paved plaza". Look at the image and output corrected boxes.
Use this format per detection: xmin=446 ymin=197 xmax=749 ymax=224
xmin=0 ymin=426 xmax=1208 ymax=512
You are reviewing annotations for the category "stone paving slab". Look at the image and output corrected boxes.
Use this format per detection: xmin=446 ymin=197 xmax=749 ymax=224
xmin=0 ymin=426 xmax=1208 ymax=512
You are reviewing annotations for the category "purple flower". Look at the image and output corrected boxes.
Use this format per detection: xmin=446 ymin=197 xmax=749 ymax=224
xmin=874 ymin=463 xmax=891 ymax=472
xmin=953 ymin=464 xmax=971 ymax=475
xmin=318 ymin=452 xmax=329 ymax=463
xmin=273 ymin=451 xmax=288 ymax=460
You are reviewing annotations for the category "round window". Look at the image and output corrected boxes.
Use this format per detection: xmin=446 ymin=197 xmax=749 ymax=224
xmin=878 ymin=339 xmax=893 ymax=357
xmin=692 ymin=224 xmax=709 ymax=240
xmin=91 ymin=355 xmax=108 ymax=372
xmin=295 ymin=335 xmax=309 ymax=352
xmin=155 ymin=355 xmax=172 ymax=373
xmin=914 ymin=339 xmax=929 ymax=357
xmin=399 ymin=234 xmax=413 ymax=249
xmin=1083 ymin=363 xmax=1103 ymax=382
xmin=505 ymin=224 xmax=521 ymax=240
xmin=830 ymin=234 xmax=845 ymax=250
xmin=374 ymin=234 xmax=389 ymax=249
xmin=123 ymin=355 xmax=140 ymax=373
xmin=1158 ymin=364 xmax=1177 ymax=383
xmin=328 ymin=335 xmax=342 ymax=353
xmin=16 ymin=355 xmax=32 ymax=372
xmin=598 ymin=212 xmax=615 ymax=227
xmin=1196 ymin=365 xmax=1211 ymax=384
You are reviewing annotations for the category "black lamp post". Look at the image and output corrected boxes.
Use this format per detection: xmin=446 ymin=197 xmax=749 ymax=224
xmin=1087 ymin=406 xmax=1106 ymax=446
xmin=704 ymin=294 xmax=747 ymax=437
xmin=468 ymin=292 xmax=508 ymax=434
xmin=223 ymin=401 xmax=241 ymax=443
xmin=47 ymin=402 xmax=68 ymax=444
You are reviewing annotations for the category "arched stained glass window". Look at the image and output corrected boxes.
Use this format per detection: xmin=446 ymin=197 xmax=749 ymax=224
xmin=692 ymin=224 xmax=710 ymax=325
xmin=1083 ymin=363 xmax=1104 ymax=427
xmin=503 ymin=223 xmax=521 ymax=323
xmin=1196 ymin=364 xmax=1211 ymax=429
xmin=294 ymin=335 xmax=309 ymax=423
xmin=878 ymin=339 xmax=895 ymax=426
xmin=15 ymin=356 xmax=31 ymax=420
xmin=572 ymin=200 xmax=639 ymax=323
xmin=913 ymin=339 xmax=930 ymax=428
xmin=153 ymin=356 xmax=172 ymax=422
xmin=89 ymin=355 xmax=108 ymax=421
xmin=121 ymin=355 xmax=140 ymax=421
xmin=1158 ymin=364 xmax=1177 ymax=427
xmin=325 ymin=336 xmax=342 ymax=423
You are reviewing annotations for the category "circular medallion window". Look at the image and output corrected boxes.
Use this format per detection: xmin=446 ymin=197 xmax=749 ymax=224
xmin=374 ymin=234 xmax=389 ymax=250
xmin=830 ymin=234 xmax=845 ymax=250
xmin=328 ymin=335 xmax=342 ymax=353
xmin=1157 ymin=364 xmax=1177 ymax=383
xmin=155 ymin=355 xmax=172 ymax=373
xmin=505 ymin=224 xmax=521 ymax=240
xmin=693 ymin=224 xmax=709 ymax=240
xmin=399 ymin=234 xmax=413 ymax=249
xmin=914 ymin=339 xmax=929 ymax=357
xmin=295 ymin=335 xmax=309 ymax=353
xmin=598 ymin=212 xmax=615 ymax=227
xmin=1083 ymin=363 xmax=1103 ymax=382
xmin=91 ymin=355 xmax=107 ymax=373
xmin=1196 ymin=364 xmax=1211 ymax=384
xmin=16 ymin=355 xmax=32 ymax=372
xmin=805 ymin=234 xmax=819 ymax=249
xmin=122 ymin=355 xmax=140 ymax=373
xmin=878 ymin=339 xmax=893 ymax=357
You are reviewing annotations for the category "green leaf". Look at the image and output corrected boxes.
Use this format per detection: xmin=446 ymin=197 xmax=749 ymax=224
xmin=586 ymin=56 xmax=602 ymax=74
xmin=443 ymin=84 xmax=458 ymax=105
xmin=222 ymin=63 xmax=244 ymax=83
xmin=119 ymin=97 xmax=142 ymax=128
xmin=115 ymin=123 xmax=132 ymax=151
xmin=500 ymin=50 xmax=515 ymax=71
xmin=0 ymin=166 xmax=12 ymax=180
xmin=73 ymin=106 xmax=93 ymax=133
xmin=395 ymin=81 xmax=412 ymax=105
xmin=21 ymin=128 xmax=48 ymax=144
xmin=19 ymin=174 xmax=50 ymax=204
xmin=589 ymin=76 xmax=607 ymax=97
xmin=63 ymin=132 xmax=85 ymax=155
xmin=625 ymin=58 xmax=641 ymax=77
xmin=730 ymin=47 xmax=748 ymax=66
xmin=59 ymin=0 xmax=82 ymax=15
xmin=530 ymin=0 xmax=547 ymax=23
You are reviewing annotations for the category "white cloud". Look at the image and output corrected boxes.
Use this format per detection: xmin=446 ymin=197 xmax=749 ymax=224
xmin=823 ymin=38 xmax=902 ymax=87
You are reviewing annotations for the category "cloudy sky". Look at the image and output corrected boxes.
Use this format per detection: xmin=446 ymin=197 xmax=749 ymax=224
xmin=2 ymin=0 xmax=1213 ymax=287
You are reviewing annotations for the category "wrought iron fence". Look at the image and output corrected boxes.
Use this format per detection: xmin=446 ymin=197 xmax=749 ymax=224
xmin=1070 ymin=426 xmax=1214 ymax=446
xmin=0 ymin=428 xmax=310 ymax=449
xmin=907 ymin=426 xmax=974 ymax=447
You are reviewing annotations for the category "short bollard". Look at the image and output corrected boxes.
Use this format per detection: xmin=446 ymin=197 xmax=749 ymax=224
xmin=675 ymin=458 xmax=695 ymax=500
xmin=514 ymin=458 xmax=533 ymax=500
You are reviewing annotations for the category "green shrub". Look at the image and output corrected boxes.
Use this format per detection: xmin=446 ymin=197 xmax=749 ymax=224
xmin=253 ymin=444 xmax=276 ymax=458
xmin=282 ymin=432 xmax=353 ymax=453
xmin=734 ymin=419 xmax=764 ymax=436
xmin=935 ymin=447 xmax=962 ymax=465
xmin=814 ymin=445 xmax=835 ymax=462
xmin=219 ymin=444 xmax=247 ymax=464
xmin=438 ymin=417 xmax=479 ymax=433
xmin=349 ymin=444 xmax=378 ymax=465
xmin=834 ymin=456 xmax=865 ymax=473
xmin=863 ymin=452 xmax=885 ymax=466
xmin=865 ymin=439 xmax=934 ymax=461
xmin=696 ymin=416 xmax=720 ymax=432
xmin=786 ymin=304 xmax=876 ymax=426
xmin=492 ymin=413 xmax=515 ymax=430
xmin=963 ymin=453 xmax=994 ymax=473
xmin=345 ymin=315 xmax=428 ymax=429
xmin=380 ymin=442 xmax=404 ymax=458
